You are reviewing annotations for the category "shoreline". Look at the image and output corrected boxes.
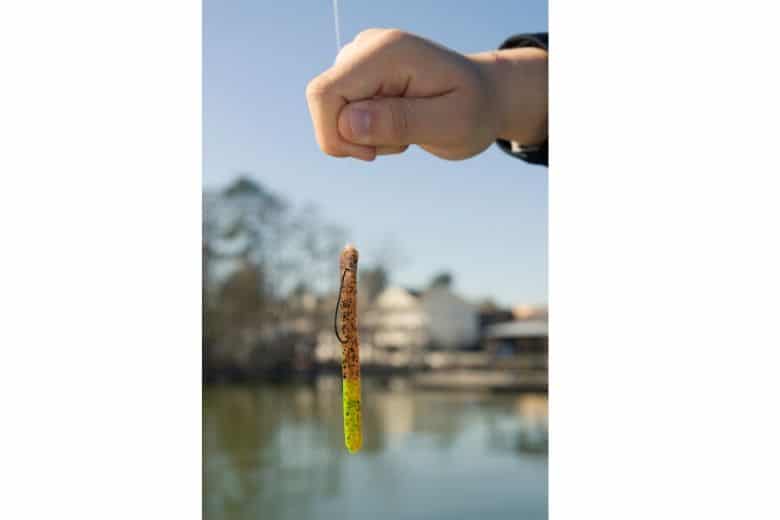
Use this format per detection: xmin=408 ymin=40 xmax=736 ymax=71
xmin=204 ymin=367 xmax=547 ymax=393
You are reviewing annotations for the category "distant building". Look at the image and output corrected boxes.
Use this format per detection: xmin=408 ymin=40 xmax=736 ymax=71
xmin=363 ymin=287 xmax=428 ymax=357
xmin=315 ymin=285 xmax=479 ymax=368
xmin=364 ymin=286 xmax=478 ymax=348
xmin=482 ymin=319 xmax=548 ymax=372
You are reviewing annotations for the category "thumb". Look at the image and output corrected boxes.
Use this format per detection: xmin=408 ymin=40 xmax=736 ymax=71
xmin=338 ymin=96 xmax=454 ymax=147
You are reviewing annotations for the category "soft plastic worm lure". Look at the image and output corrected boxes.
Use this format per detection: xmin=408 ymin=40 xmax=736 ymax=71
xmin=335 ymin=244 xmax=362 ymax=453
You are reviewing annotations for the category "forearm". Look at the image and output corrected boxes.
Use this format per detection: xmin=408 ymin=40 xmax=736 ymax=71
xmin=470 ymin=47 xmax=548 ymax=147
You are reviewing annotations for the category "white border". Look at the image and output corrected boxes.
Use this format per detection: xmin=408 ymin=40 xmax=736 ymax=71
xmin=551 ymin=1 xmax=780 ymax=518
xmin=0 ymin=2 xmax=201 ymax=518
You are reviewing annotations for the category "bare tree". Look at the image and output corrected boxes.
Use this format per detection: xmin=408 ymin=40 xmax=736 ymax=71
xmin=203 ymin=175 xmax=354 ymax=380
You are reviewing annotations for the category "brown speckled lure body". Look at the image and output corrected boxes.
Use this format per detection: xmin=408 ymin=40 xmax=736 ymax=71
xmin=336 ymin=245 xmax=361 ymax=452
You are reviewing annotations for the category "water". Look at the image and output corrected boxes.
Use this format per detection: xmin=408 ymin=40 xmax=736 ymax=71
xmin=204 ymin=377 xmax=548 ymax=520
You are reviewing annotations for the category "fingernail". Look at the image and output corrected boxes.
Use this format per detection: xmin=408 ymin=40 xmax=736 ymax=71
xmin=349 ymin=108 xmax=371 ymax=139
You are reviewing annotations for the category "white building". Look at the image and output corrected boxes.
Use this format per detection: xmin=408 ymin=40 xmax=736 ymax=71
xmin=363 ymin=286 xmax=478 ymax=367
xmin=363 ymin=287 xmax=428 ymax=351
xmin=314 ymin=285 xmax=479 ymax=368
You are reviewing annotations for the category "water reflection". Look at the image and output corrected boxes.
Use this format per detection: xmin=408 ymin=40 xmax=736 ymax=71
xmin=204 ymin=377 xmax=547 ymax=520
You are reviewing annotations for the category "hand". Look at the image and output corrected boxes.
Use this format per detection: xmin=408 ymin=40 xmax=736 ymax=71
xmin=305 ymin=29 xmax=547 ymax=161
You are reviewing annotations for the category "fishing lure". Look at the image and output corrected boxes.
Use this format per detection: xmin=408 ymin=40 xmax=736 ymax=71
xmin=335 ymin=244 xmax=362 ymax=453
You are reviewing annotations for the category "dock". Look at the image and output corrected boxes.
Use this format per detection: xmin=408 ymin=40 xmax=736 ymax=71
xmin=412 ymin=369 xmax=547 ymax=392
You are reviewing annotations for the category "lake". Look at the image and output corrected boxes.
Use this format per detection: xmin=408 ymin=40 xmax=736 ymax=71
xmin=204 ymin=376 xmax=548 ymax=519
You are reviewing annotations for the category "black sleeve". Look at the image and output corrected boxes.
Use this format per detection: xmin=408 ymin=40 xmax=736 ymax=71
xmin=495 ymin=32 xmax=548 ymax=167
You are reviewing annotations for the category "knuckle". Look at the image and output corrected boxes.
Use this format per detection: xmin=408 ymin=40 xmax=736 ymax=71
xmin=381 ymin=28 xmax=408 ymax=42
xmin=355 ymin=28 xmax=382 ymax=40
xmin=305 ymin=76 xmax=330 ymax=100
xmin=362 ymin=28 xmax=409 ymax=49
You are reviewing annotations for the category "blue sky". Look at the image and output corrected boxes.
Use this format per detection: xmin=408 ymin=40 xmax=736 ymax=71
xmin=204 ymin=0 xmax=548 ymax=307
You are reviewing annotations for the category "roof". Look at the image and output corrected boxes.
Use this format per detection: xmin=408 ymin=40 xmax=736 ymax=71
xmin=484 ymin=320 xmax=548 ymax=339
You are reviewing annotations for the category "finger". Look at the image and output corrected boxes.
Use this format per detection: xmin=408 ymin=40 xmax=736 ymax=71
xmin=306 ymin=75 xmax=377 ymax=161
xmin=337 ymin=94 xmax=465 ymax=147
xmin=327 ymin=30 xmax=455 ymax=103
xmin=334 ymin=42 xmax=355 ymax=64
xmin=353 ymin=28 xmax=386 ymax=43
xmin=336 ymin=28 xmax=388 ymax=65
xmin=375 ymin=145 xmax=409 ymax=156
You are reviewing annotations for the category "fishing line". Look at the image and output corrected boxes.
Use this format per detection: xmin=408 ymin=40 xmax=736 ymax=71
xmin=332 ymin=0 xmax=342 ymax=52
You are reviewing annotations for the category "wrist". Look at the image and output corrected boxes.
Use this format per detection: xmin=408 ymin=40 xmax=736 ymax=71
xmin=470 ymin=47 xmax=548 ymax=146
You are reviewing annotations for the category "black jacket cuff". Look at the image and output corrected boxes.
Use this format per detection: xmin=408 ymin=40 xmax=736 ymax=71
xmin=495 ymin=32 xmax=548 ymax=167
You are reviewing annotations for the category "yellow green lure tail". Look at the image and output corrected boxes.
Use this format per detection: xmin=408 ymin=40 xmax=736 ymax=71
xmin=342 ymin=379 xmax=361 ymax=452
xmin=335 ymin=244 xmax=362 ymax=453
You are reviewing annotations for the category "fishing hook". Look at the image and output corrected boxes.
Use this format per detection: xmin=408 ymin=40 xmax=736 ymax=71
xmin=334 ymin=268 xmax=353 ymax=344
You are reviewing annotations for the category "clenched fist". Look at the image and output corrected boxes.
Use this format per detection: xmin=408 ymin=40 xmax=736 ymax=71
xmin=306 ymin=29 xmax=547 ymax=161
